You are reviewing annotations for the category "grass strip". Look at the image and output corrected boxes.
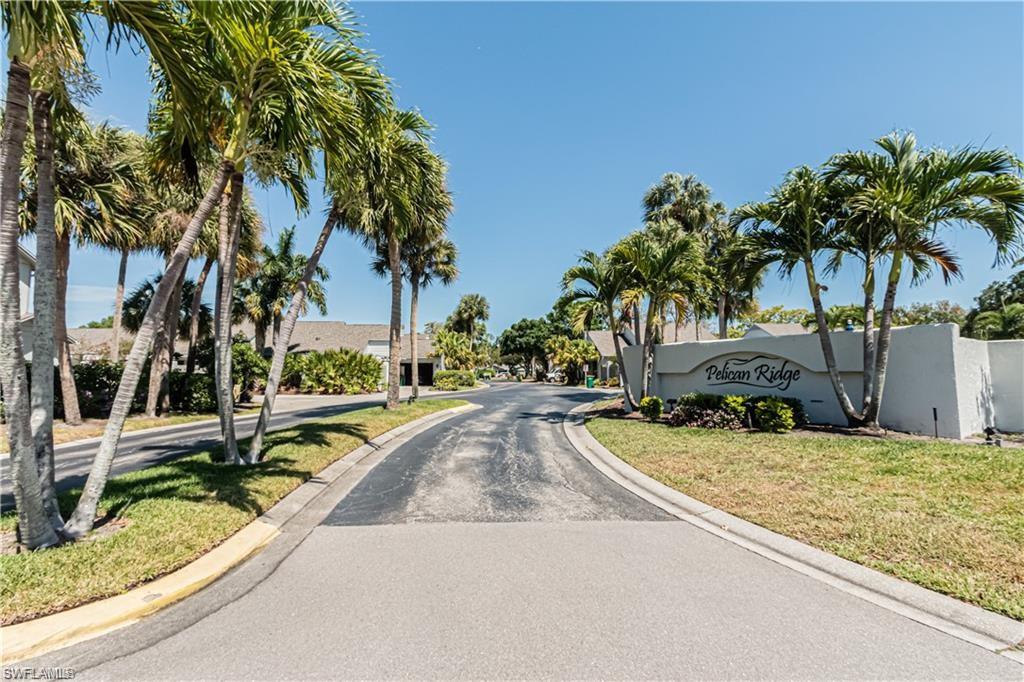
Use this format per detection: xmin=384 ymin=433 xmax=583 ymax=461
xmin=586 ymin=416 xmax=1024 ymax=620
xmin=1 ymin=399 xmax=465 ymax=624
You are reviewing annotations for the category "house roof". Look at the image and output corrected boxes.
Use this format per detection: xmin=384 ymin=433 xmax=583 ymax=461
xmin=585 ymin=330 xmax=619 ymax=359
xmin=744 ymin=322 xmax=809 ymax=337
xmin=66 ymin=327 xmax=190 ymax=358
xmin=238 ymin=321 xmax=435 ymax=360
xmin=18 ymin=244 xmax=36 ymax=267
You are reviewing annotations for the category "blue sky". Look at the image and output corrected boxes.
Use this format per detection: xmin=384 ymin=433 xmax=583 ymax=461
xmin=47 ymin=1 xmax=1024 ymax=333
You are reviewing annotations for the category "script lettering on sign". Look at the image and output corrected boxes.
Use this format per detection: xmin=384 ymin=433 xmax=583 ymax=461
xmin=703 ymin=355 xmax=801 ymax=391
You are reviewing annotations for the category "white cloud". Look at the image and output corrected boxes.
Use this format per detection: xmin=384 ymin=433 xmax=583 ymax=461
xmin=67 ymin=285 xmax=116 ymax=304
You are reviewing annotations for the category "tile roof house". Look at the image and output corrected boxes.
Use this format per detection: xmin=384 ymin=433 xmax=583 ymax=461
xmin=742 ymin=322 xmax=809 ymax=339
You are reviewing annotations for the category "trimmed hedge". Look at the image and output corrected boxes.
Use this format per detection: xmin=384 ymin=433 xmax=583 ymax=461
xmin=433 ymin=370 xmax=475 ymax=391
xmin=639 ymin=396 xmax=664 ymax=422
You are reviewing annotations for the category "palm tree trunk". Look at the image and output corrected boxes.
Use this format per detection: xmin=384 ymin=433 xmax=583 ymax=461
xmin=145 ymin=261 xmax=171 ymax=417
xmin=29 ymin=89 xmax=62 ymax=529
xmin=386 ymin=231 xmax=403 ymax=409
xmin=0 ymin=61 xmax=59 ymax=549
xmin=110 ymin=247 xmax=129 ymax=363
xmin=63 ymin=162 xmax=233 ymax=538
xmin=804 ymin=260 xmax=863 ymax=426
xmin=158 ymin=267 xmax=186 ymax=414
xmin=640 ymin=301 xmax=656 ymax=398
xmin=214 ymin=171 xmax=244 ymax=464
xmin=718 ymin=294 xmax=728 ymax=339
xmin=860 ymin=257 xmax=876 ymax=413
xmin=54 ymin=230 xmax=82 ymax=425
xmin=254 ymin=324 xmax=266 ymax=358
xmin=272 ymin=315 xmax=281 ymax=348
xmin=185 ymin=256 xmax=213 ymax=374
xmin=863 ymin=253 xmax=903 ymax=426
xmin=607 ymin=304 xmax=637 ymax=412
xmin=248 ymin=214 xmax=337 ymax=462
xmin=410 ymin=276 xmax=420 ymax=399
xmin=632 ymin=303 xmax=642 ymax=344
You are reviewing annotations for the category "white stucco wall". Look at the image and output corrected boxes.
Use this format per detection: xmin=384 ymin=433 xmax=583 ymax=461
xmin=623 ymin=324 xmax=1020 ymax=438
xmin=988 ymin=340 xmax=1024 ymax=432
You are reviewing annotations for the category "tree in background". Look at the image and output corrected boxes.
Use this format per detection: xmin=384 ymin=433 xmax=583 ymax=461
xmin=802 ymin=304 xmax=865 ymax=331
xmin=433 ymin=329 xmax=475 ymax=370
xmin=498 ymin=318 xmax=553 ymax=377
xmin=964 ymin=270 xmax=1024 ymax=338
xmin=446 ymin=293 xmax=490 ymax=351
xmin=971 ymin=303 xmax=1024 ymax=340
xmin=562 ymin=250 xmax=638 ymax=409
xmin=238 ymin=226 xmax=329 ymax=354
xmin=544 ymin=335 xmax=599 ymax=385
xmin=891 ymin=300 xmax=968 ymax=327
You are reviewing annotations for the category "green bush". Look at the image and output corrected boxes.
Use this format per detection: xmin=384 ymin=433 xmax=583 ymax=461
xmin=667 ymin=405 xmax=742 ymax=430
xmin=677 ymin=392 xmax=726 ymax=411
xmin=639 ymin=396 xmax=664 ymax=422
xmin=231 ymin=343 xmax=269 ymax=402
xmin=722 ymin=394 xmax=749 ymax=422
xmin=297 ymin=349 xmax=382 ymax=394
xmin=753 ymin=397 xmax=795 ymax=433
xmin=475 ymin=368 xmax=494 ymax=380
xmin=434 ymin=370 xmax=475 ymax=390
xmin=747 ymin=395 xmax=807 ymax=428
xmin=280 ymin=353 xmax=305 ymax=390
xmin=170 ymin=372 xmax=217 ymax=413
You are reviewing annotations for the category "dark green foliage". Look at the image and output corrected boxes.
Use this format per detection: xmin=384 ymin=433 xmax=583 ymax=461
xmin=639 ymin=396 xmax=664 ymax=421
xmin=746 ymin=395 xmax=807 ymax=428
xmin=675 ymin=392 xmax=806 ymax=429
xmin=667 ymin=405 xmax=742 ymax=430
xmin=231 ymin=343 xmax=269 ymax=402
xmin=169 ymin=373 xmax=217 ymax=413
xmin=753 ymin=397 xmax=796 ymax=433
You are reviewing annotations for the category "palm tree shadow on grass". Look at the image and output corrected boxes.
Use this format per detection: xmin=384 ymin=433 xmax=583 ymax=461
xmin=65 ymin=420 xmax=374 ymax=523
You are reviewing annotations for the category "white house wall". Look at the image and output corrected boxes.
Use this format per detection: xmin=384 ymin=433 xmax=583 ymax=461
xmin=988 ymin=340 xmax=1024 ymax=432
xmin=623 ymin=324 xmax=1021 ymax=438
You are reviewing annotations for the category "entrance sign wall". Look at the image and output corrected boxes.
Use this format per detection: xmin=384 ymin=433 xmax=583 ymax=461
xmin=621 ymin=324 xmax=1023 ymax=438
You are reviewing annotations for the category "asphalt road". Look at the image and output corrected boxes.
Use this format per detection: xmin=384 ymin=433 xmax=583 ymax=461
xmin=22 ymin=384 xmax=1022 ymax=679
xmin=0 ymin=388 xmax=468 ymax=510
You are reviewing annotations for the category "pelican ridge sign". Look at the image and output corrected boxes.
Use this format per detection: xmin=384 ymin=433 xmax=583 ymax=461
xmin=703 ymin=354 xmax=802 ymax=391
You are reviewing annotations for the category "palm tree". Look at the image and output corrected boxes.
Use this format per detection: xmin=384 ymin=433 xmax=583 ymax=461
xmin=562 ymin=250 xmax=638 ymax=410
xmin=238 ymin=227 xmax=329 ymax=355
xmin=448 ymin=294 xmax=490 ymax=352
xmin=731 ymin=166 xmax=865 ymax=425
xmin=611 ymin=231 xmax=708 ymax=398
xmin=972 ymin=303 xmax=1024 ymax=340
xmin=334 ymin=105 xmax=435 ymax=410
xmin=643 ymin=173 xmax=726 ymax=338
xmin=373 ymin=229 xmax=458 ymax=399
xmin=709 ymin=220 xmax=761 ymax=339
xmin=828 ymin=132 xmax=1024 ymax=426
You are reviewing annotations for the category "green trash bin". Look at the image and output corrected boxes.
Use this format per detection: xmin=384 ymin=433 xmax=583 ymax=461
xmin=586 ymin=376 xmax=595 ymax=388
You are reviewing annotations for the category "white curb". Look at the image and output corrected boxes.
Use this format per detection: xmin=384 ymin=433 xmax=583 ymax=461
xmin=563 ymin=402 xmax=1024 ymax=664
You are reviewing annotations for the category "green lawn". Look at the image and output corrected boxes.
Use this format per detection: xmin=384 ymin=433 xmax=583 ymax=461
xmin=586 ymin=415 xmax=1024 ymax=620
xmin=0 ymin=399 xmax=465 ymax=625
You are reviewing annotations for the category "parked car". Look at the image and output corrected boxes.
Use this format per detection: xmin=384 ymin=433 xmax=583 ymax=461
xmin=545 ymin=369 xmax=565 ymax=383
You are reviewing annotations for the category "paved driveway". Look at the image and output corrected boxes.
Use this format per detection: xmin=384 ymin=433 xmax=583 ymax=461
xmin=26 ymin=384 xmax=1022 ymax=679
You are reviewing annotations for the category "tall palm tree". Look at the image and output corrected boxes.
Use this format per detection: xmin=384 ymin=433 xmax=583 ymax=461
xmin=334 ymin=105 xmax=435 ymax=410
xmin=732 ymin=166 xmax=863 ymax=425
xmin=643 ymin=173 xmax=726 ymax=337
xmin=562 ymin=250 xmax=638 ymax=410
xmin=610 ymin=231 xmax=707 ymax=398
xmin=373 ymin=229 xmax=458 ymax=399
xmin=405 ymin=234 xmax=456 ymax=399
xmin=828 ymin=132 xmax=1024 ymax=426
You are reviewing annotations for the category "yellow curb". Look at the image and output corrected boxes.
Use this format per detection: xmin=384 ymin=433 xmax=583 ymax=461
xmin=1 ymin=519 xmax=279 ymax=665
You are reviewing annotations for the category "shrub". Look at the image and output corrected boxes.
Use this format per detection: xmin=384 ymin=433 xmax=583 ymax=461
xmin=677 ymin=392 xmax=725 ymax=410
xmin=231 ymin=343 xmax=269 ymax=402
xmin=667 ymin=405 xmax=743 ymax=430
xmin=753 ymin=397 xmax=795 ymax=433
xmin=607 ymin=376 xmax=620 ymax=387
xmin=639 ymin=396 xmax=664 ymax=422
xmin=433 ymin=369 xmax=475 ymax=390
xmin=298 ymin=349 xmax=382 ymax=394
xmin=475 ymin=368 xmax=494 ymax=380
xmin=747 ymin=395 xmax=807 ymax=428
xmin=170 ymin=372 xmax=217 ymax=413
xmin=280 ymin=353 xmax=305 ymax=390
xmin=722 ymin=394 xmax=749 ymax=422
